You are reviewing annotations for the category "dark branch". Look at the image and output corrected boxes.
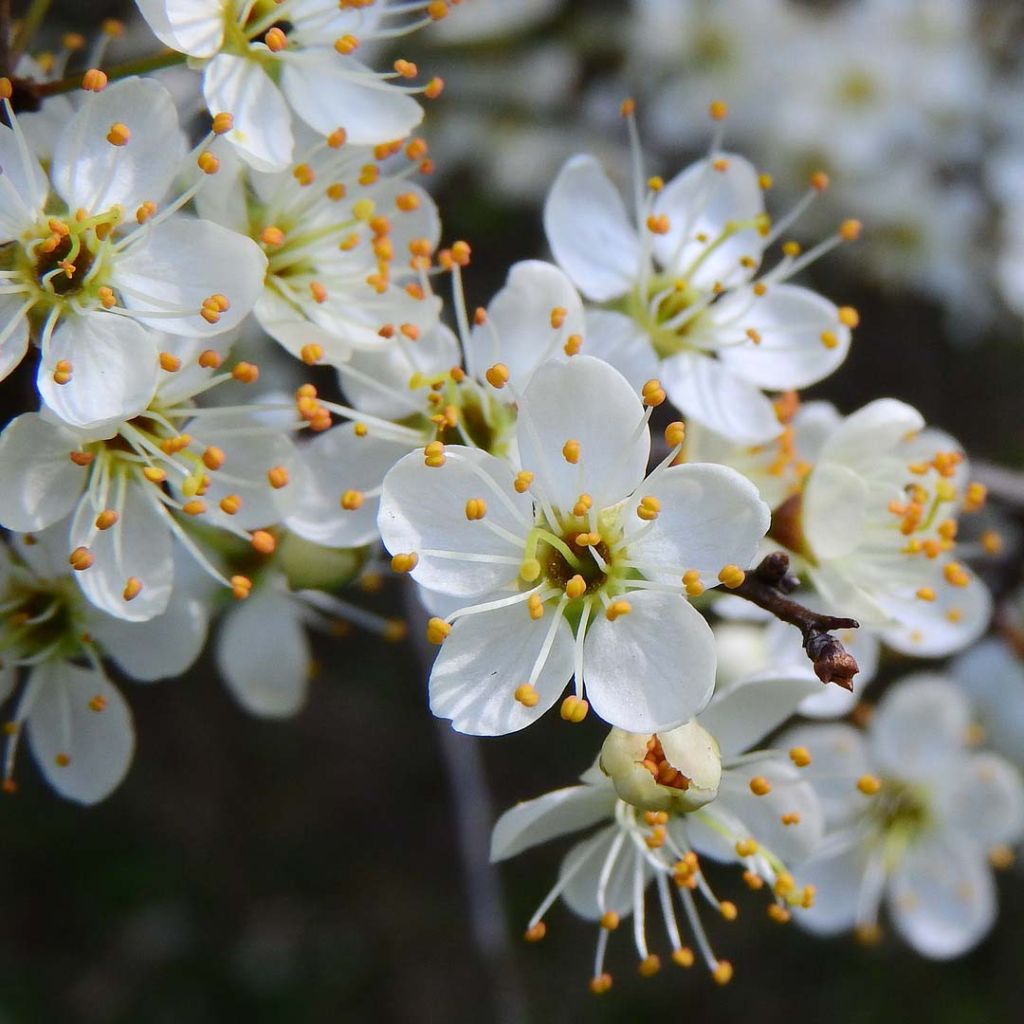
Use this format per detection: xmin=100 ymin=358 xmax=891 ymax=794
xmin=728 ymin=551 xmax=860 ymax=690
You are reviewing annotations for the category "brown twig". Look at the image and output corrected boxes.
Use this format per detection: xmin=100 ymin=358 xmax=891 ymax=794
xmin=729 ymin=552 xmax=860 ymax=690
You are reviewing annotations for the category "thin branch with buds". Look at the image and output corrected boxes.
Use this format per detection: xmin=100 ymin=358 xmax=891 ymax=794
xmin=727 ymin=552 xmax=861 ymax=689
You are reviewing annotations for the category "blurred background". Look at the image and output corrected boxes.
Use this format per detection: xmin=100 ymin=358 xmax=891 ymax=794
xmin=2 ymin=1 xmax=1024 ymax=1021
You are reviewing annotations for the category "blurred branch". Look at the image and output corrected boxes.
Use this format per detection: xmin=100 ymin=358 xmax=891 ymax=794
xmin=403 ymin=582 xmax=530 ymax=1024
xmin=729 ymin=552 xmax=860 ymax=689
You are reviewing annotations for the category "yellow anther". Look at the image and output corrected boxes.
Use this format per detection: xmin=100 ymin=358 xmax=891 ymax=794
xmin=135 ymin=201 xmax=157 ymax=224
xmin=620 ymin=97 xmax=636 ymax=117
xmin=219 ymin=494 xmax=241 ymax=515
xmin=450 ymin=240 xmax=472 ymax=266
xmin=719 ymin=901 xmax=738 ymax=921
xmin=641 ymin=378 xmax=666 ymax=406
xmin=989 ymin=845 xmax=1015 ymax=869
xmin=340 ymin=489 xmax=364 ymax=510
xmin=245 ymin=530 xmax=278 ymax=558
xmin=309 ymin=281 xmax=328 ymax=303
xmin=857 ymin=774 xmax=882 ymax=795
xmin=393 ymin=58 xmax=418 ymax=78
xmin=94 ymin=509 xmax=119 ymax=531
xmin=122 ymin=577 xmax=142 ymax=602
xmin=839 ymin=219 xmax=862 ymax=241
xmin=550 ymin=306 xmax=567 ymax=328
xmin=774 ymin=873 xmax=795 ymax=897
xmin=810 ymin=171 xmax=830 ymax=192
xmin=181 ymin=499 xmax=206 ymax=516
xmin=198 ymin=349 xmax=222 ymax=369
xmin=789 ymin=746 xmax=812 ymax=767
xmin=264 ymin=26 xmax=288 ymax=51
xmin=767 ymin=904 xmax=792 ymax=924
xmin=267 ymin=466 xmax=289 ymax=489
xmin=101 ymin=17 xmax=124 ymax=36
xmin=230 ymin=574 xmax=253 ymax=600
xmin=261 ymin=225 xmax=285 ymax=246
xmin=426 ymin=617 xmax=451 ymax=644
xmin=572 ymin=493 xmax=593 ymax=517
xmin=55 ymin=753 xmax=71 ymax=768
xmin=293 ymin=162 xmax=315 ymax=186
xmin=158 ymin=351 xmax=181 ymax=373
xmin=712 ymin=157 xmax=729 ymax=172
xmin=524 ymin=922 xmax=546 ymax=942
xmin=758 ymin=172 xmax=774 ymax=190
xmin=563 ymin=333 xmax=582 ymax=356
xmin=82 ymin=68 xmax=108 ymax=92
xmin=981 ymin=530 xmax=1003 ymax=555
xmin=820 ymin=330 xmax=839 ymax=349
xmin=575 ymin=532 xmax=601 ymax=547
xmin=638 ymin=954 xmax=661 ymax=977
xmin=749 ymin=776 xmax=772 ymax=796
xmin=709 ymin=99 xmax=728 ymax=120
xmin=565 ymin=575 xmax=587 ymax=600
xmin=646 ymin=213 xmax=670 ymax=235
xmin=781 ymin=812 xmax=801 ymax=826
xmin=964 ymin=482 xmax=987 ymax=512
xmin=752 ymin=281 xmax=768 ymax=297
xmin=514 ymin=471 xmax=535 ymax=494
xmin=600 ymin=911 xmax=620 ymax=931
xmin=211 ymin=112 xmax=233 ymax=134
xmin=746 ymin=327 xmax=762 ymax=345
xmin=197 ymin=151 xmax=220 ymax=174
xmin=485 ymin=363 xmax=510 ymax=389
xmin=424 ymin=441 xmax=446 ymax=467
xmin=589 ymin=974 xmax=613 ymax=995
xmin=527 ymin=594 xmax=545 ymax=620
xmin=88 ymin=694 xmax=107 ymax=713
xmin=743 ymin=870 xmax=764 ymax=890
xmin=52 ymin=359 xmax=73 ymax=385
xmin=514 ymin=683 xmax=539 ymax=708
xmin=636 ymin=495 xmax=661 ymax=521
xmin=520 ymin=559 xmax=541 ymax=582
xmin=664 ymin=421 xmax=686 ymax=447
xmin=712 ymin=961 xmax=734 ymax=986
xmin=647 ymin=176 xmax=664 ymax=192
xmin=69 ymin=546 xmax=93 ymax=571
xmin=682 ymin=570 xmax=704 ymax=598
xmin=672 ymin=947 xmax=694 ymax=968
xmin=300 ymin=343 xmax=324 ymax=365
xmin=465 ymin=498 xmax=487 ymax=521
xmin=562 ymin=439 xmax=580 ymax=464
xmin=718 ymin=565 xmax=746 ymax=589
xmin=605 ymin=600 xmax=632 ymax=621
xmin=782 ymin=240 xmax=801 ymax=258
xmin=106 ymin=122 xmax=131 ymax=146
xmin=97 ymin=286 xmax=116 ymax=308
xmin=916 ymin=587 xmax=936 ymax=602
xmin=735 ymin=838 xmax=759 ymax=858
xmin=143 ymin=467 xmax=167 ymax=484
xmin=560 ymin=695 xmax=589 ymax=723
xmin=390 ymin=553 xmax=419 ymax=574
xmin=944 ymin=561 xmax=970 ymax=587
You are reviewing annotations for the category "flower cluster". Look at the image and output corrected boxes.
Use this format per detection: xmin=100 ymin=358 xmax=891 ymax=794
xmin=0 ymin=0 xmax=1022 ymax=1005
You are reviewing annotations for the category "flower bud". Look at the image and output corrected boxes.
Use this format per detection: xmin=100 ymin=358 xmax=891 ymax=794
xmin=600 ymin=720 xmax=722 ymax=813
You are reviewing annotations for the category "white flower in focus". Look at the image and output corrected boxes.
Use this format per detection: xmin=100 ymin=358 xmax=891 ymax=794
xmin=781 ymin=676 xmax=1024 ymax=958
xmin=0 ymin=528 xmax=207 ymax=803
xmin=490 ymin=673 xmax=824 ymax=988
xmin=378 ymin=355 xmax=770 ymax=735
xmin=0 ymin=339 xmax=300 ymax=621
xmin=543 ymin=118 xmax=856 ymax=443
xmin=0 ymin=77 xmax=266 ymax=428
xmin=135 ymin=0 xmax=436 ymax=171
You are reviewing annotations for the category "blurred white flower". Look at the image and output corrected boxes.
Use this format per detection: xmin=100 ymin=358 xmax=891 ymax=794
xmin=781 ymin=675 xmax=1024 ymax=958
xmin=491 ymin=672 xmax=824 ymax=988
xmin=952 ymin=638 xmax=1024 ymax=771
xmin=378 ymin=355 xmax=769 ymax=735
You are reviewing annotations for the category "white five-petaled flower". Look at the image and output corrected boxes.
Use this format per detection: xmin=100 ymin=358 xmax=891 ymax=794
xmin=0 ymin=528 xmax=207 ymax=803
xmin=490 ymin=671 xmax=825 ymax=989
xmin=377 ymin=355 xmax=770 ymax=735
xmin=543 ymin=123 xmax=856 ymax=444
xmin=781 ymin=675 xmax=1024 ymax=959
xmin=0 ymin=337 xmax=299 ymax=621
xmin=787 ymin=398 xmax=991 ymax=656
xmin=0 ymin=77 xmax=266 ymax=429
xmin=135 ymin=0 xmax=435 ymax=171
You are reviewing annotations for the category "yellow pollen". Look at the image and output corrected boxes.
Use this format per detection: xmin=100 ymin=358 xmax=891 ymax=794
xmin=527 ymin=594 xmax=544 ymax=620
xmin=230 ymin=575 xmax=252 ymax=600
xmin=211 ymin=112 xmax=233 ymax=135
xmin=135 ymin=201 xmax=157 ymax=224
xmin=767 ymin=904 xmax=792 ymax=924
xmin=309 ymin=281 xmax=328 ymax=304
xmin=196 ymin=151 xmax=220 ymax=174
xmin=293 ymin=163 xmax=315 ymax=186
xmin=916 ymin=587 xmax=936 ymax=602
xmin=810 ymin=171 xmax=830 ymax=192
xmin=424 ymin=441 xmax=446 ymax=467
xmin=646 ymin=213 xmax=670 ymax=235
xmin=94 ymin=509 xmax=119 ymax=530
xmin=857 ymin=774 xmax=882 ymax=795
xmin=88 ymin=694 xmax=107 ymax=712
xmin=340 ymin=489 xmax=364 ymax=511
xmin=485 ymin=363 xmax=510 ymax=389
xmin=143 ymin=467 xmax=167 ymax=484
xmin=198 ymin=349 xmax=222 ymax=369
xmin=82 ymin=68 xmax=108 ymax=91
xmin=426 ymin=617 xmax=451 ymax=645
xmin=219 ymin=494 xmax=241 ymax=515
xmin=69 ymin=546 xmax=93 ymax=571
xmin=839 ymin=220 xmax=862 ymax=241
xmin=267 ymin=466 xmax=289 ymax=489
xmin=264 ymin=26 xmax=288 ymax=51
xmin=781 ymin=812 xmax=801 ymax=825
xmin=589 ymin=974 xmax=613 ymax=995
xmin=989 ymin=845 xmax=1015 ymax=870
xmin=600 ymin=911 xmax=619 ymax=931
xmin=573 ymin=494 xmax=593 ymax=516
xmin=55 ymin=753 xmax=71 ymax=768
xmin=181 ymin=499 xmax=206 ymax=516
xmin=746 ymin=327 xmax=762 ymax=344
xmin=664 ymin=421 xmax=686 ymax=448
xmin=944 ymin=562 xmax=970 ymax=587
xmin=562 ymin=439 xmax=580 ymax=464
xmin=261 ymin=225 xmax=285 ymax=246
xmin=743 ymin=870 xmax=764 ymax=890
xmin=642 ymin=378 xmax=666 ymax=406
xmin=719 ymin=901 xmax=738 ymax=921
xmin=709 ymin=99 xmax=728 ymax=120
xmin=565 ymin=575 xmax=587 ymax=600
xmin=605 ymin=600 xmax=632 ymax=621
xmin=300 ymin=344 xmax=324 ymax=365
xmin=789 ymin=746 xmax=812 ymax=767
xmin=563 ymin=334 xmax=582 ymax=356
xmin=712 ymin=961 xmax=734 ymax=986
xmin=520 ymin=559 xmax=541 ymax=582
xmin=514 ymin=683 xmax=539 ymax=708
xmin=465 ymin=498 xmax=487 ymax=521
xmin=560 ymin=695 xmax=589 ymax=723
xmin=636 ymin=495 xmax=661 ymax=521
xmin=106 ymin=122 xmax=131 ymax=146
xmin=524 ymin=921 xmax=546 ymax=942
xmin=735 ymin=838 xmax=758 ymax=857
xmin=682 ymin=570 xmax=704 ymax=598
xmin=549 ymin=306 xmax=567 ymax=329
xmin=712 ymin=157 xmax=729 ymax=172
xmin=122 ymin=577 xmax=142 ymax=601
xmin=250 ymin=530 xmax=276 ymax=554
xmin=52 ymin=360 xmax=73 ymax=385
xmin=752 ymin=282 xmax=767 ymax=297
xmin=749 ymin=776 xmax=772 ymax=796
xmin=820 ymin=330 xmax=838 ymax=349
xmin=390 ymin=552 xmax=419 ymax=573
xmin=98 ymin=286 xmax=116 ymax=308
xmin=69 ymin=451 xmax=94 ymax=466
xmin=158 ymin=351 xmax=181 ymax=372
xmin=964 ymin=482 xmax=987 ymax=512
xmin=638 ymin=954 xmax=661 ymax=977
xmin=718 ymin=565 xmax=746 ymax=589
xmin=514 ymin=471 xmax=535 ymax=494
xmin=394 ymin=58 xmax=418 ymax=78
xmin=981 ymin=530 xmax=1003 ymax=554
xmin=620 ymin=97 xmax=636 ymax=117
xmin=782 ymin=240 xmax=801 ymax=258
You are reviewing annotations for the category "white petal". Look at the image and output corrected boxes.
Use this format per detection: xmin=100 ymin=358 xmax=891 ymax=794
xmin=516 ymin=355 xmax=649 ymax=513
xmin=889 ymin=835 xmax=996 ymax=959
xmin=943 ymin=752 xmax=1024 ymax=848
xmin=281 ymin=54 xmax=424 ymax=145
xmin=0 ymin=292 xmax=31 ymax=383
xmin=52 ymin=78 xmax=186 ymax=213
xmin=287 ymin=429 xmax=413 ymax=548
xmin=951 ymin=639 xmax=1024 ymax=768
xmin=27 ymin=661 xmax=134 ymax=804
xmin=869 ymin=675 xmax=969 ymax=782
xmin=378 ymin=447 xmax=532 ymax=598
xmin=465 ymin=260 xmax=585 ymax=387
xmin=543 ymin=155 xmax=642 ymax=301
xmin=581 ymin=309 xmax=660 ymax=391
xmin=216 ymin=586 xmax=310 ymax=718
xmin=713 ymin=285 xmax=851 ymax=390
xmin=626 ymin=462 xmax=769 ymax=583
xmin=429 ymin=603 xmax=575 ymax=736
xmin=802 ymin=461 xmax=869 ymax=562
xmin=0 ymin=120 xmax=47 ymax=234
xmin=583 ymin=590 xmax=715 ymax=732
xmin=70 ymin=481 xmax=173 ymax=622
xmin=651 ymin=153 xmax=764 ymax=288
xmin=697 ymin=673 xmax=822 ymax=757
xmin=560 ymin=825 xmax=647 ymax=920
xmin=0 ymin=413 xmax=86 ymax=530
xmin=203 ymin=55 xmax=294 ymax=172
xmin=88 ymin=593 xmax=208 ymax=682
xmin=254 ymin=290 xmax=353 ymax=367
xmin=114 ymin=217 xmax=267 ymax=337
xmin=38 ymin=313 xmax=159 ymax=430
xmin=660 ymin=351 xmax=782 ymax=444
xmin=792 ymin=836 xmax=868 ymax=936
xmin=490 ymin=783 xmax=617 ymax=862
xmin=818 ymin=398 xmax=925 ymax=469
xmin=134 ymin=0 xmax=224 ymax=57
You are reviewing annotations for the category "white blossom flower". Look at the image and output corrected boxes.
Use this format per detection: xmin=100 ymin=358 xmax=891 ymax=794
xmin=0 ymin=76 xmax=266 ymax=429
xmin=780 ymin=675 xmax=1024 ymax=958
xmin=491 ymin=672 xmax=824 ymax=989
xmin=951 ymin=639 xmax=1024 ymax=771
xmin=195 ymin=133 xmax=442 ymax=365
xmin=378 ymin=355 xmax=770 ymax=734
xmin=0 ymin=527 xmax=206 ymax=803
xmin=543 ymin=116 xmax=856 ymax=443
xmin=0 ymin=338 xmax=300 ymax=621
xmin=135 ymin=0 xmax=438 ymax=171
